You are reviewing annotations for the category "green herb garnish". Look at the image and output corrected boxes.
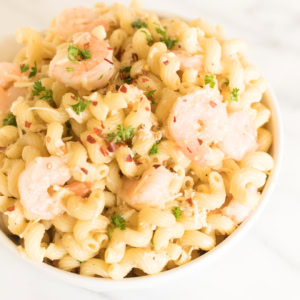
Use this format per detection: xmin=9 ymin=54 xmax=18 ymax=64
xmin=149 ymin=139 xmax=161 ymax=155
xmin=121 ymin=66 xmax=132 ymax=73
xmin=32 ymin=80 xmax=54 ymax=106
xmin=228 ymin=88 xmax=239 ymax=103
xmin=107 ymin=124 xmax=134 ymax=143
xmin=204 ymin=75 xmax=215 ymax=89
xmin=132 ymin=19 xmax=148 ymax=29
xmin=141 ymin=30 xmax=153 ymax=46
xmin=108 ymin=213 xmax=126 ymax=239
xmin=66 ymin=67 xmax=74 ymax=72
xmin=172 ymin=207 xmax=182 ymax=220
xmin=20 ymin=64 xmax=29 ymax=73
xmin=3 ymin=113 xmax=17 ymax=127
xmin=68 ymin=45 xmax=91 ymax=63
xmin=145 ymin=89 xmax=156 ymax=103
xmin=224 ymin=78 xmax=229 ymax=86
xmin=29 ymin=61 xmax=37 ymax=78
xmin=155 ymin=27 xmax=178 ymax=49
xmin=149 ymin=143 xmax=158 ymax=155
xmin=124 ymin=77 xmax=134 ymax=84
xmin=70 ymin=96 xmax=91 ymax=115
xmin=98 ymin=74 xmax=104 ymax=80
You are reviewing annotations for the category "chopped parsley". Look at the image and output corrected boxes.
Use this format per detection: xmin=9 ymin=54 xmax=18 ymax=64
xmin=228 ymin=88 xmax=240 ymax=103
xmin=98 ymin=74 xmax=104 ymax=80
xmin=172 ymin=207 xmax=182 ymax=220
xmin=66 ymin=67 xmax=74 ymax=72
xmin=145 ymin=89 xmax=156 ymax=103
xmin=20 ymin=64 xmax=29 ymax=73
xmin=204 ymin=75 xmax=215 ymax=89
xmin=32 ymin=80 xmax=54 ymax=106
xmin=149 ymin=143 xmax=158 ymax=155
xmin=68 ymin=45 xmax=91 ymax=63
xmin=132 ymin=19 xmax=148 ymax=29
xmin=29 ymin=61 xmax=37 ymax=78
xmin=224 ymin=78 xmax=230 ymax=86
xmin=124 ymin=77 xmax=134 ymax=84
xmin=141 ymin=30 xmax=153 ymax=46
xmin=107 ymin=124 xmax=134 ymax=143
xmin=155 ymin=27 xmax=178 ymax=49
xmin=149 ymin=139 xmax=161 ymax=155
xmin=3 ymin=113 xmax=17 ymax=127
xmin=108 ymin=213 xmax=126 ymax=239
xmin=121 ymin=66 xmax=132 ymax=73
xmin=20 ymin=62 xmax=37 ymax=78
xmin=70 ymin=96 xmax=91 ymax=115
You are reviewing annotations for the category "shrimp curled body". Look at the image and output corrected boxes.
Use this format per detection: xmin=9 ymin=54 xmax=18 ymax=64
xmin=18 ymin=156 xmax=71 ymax=220
xmin=168 ymin=89 xmax=228 ymax=166
xmin=49 ymin=32 xmax=115 ymax=91
xmin=119 ymin=165 xmax=175 ymax=210
xmin=53 ymin=7 xmax=110 ymax=41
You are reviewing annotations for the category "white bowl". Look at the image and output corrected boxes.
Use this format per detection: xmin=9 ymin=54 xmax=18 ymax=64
xmin=0 ymin=29 xmax=283 ymax=292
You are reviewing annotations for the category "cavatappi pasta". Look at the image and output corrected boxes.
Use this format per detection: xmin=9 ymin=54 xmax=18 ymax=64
xmin=0 ymin=1 xmax=274 ymax=280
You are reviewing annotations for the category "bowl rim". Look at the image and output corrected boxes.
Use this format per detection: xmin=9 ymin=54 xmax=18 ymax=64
xmin=0 ymin=86 xmax=283 ymax=291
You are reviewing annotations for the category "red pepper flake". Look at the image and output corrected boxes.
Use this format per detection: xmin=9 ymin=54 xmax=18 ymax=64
xmin=173 ymin=116 xmax=176 ymax=123
xmin=140 ymin=97 xmax=143 ymax=102
xmin=145 ymin=107 xmax=150 ymax=111
xmin=163 ymin=60 xmax=169 ymax=65
xmin=46 ymin=136 xmax=51 ymax=143
xmin=107 ymin=47 xmax=113 ymax=50
xmin=187 ymin=147 xmax=192 ymax=153
xmin=104 ymin=58 xmax=113 ymax=65
xmin=132 ymin=78 xmax=138 ymax=84
xmin=87 ymin=135 xmax=97 ymax=144
xmin=80 ymin=167 xmax=88 ymax=175
xmin=197 ymin=138 xmax=203 ymax=145
xmin=125 ymin=155 xmax=133 ymax=162
xmin=100 ymin=146 xmax=109 ymax=156
xmin=133 ymin=110 xmax=137 ymax=113
xmin=142 ymin=77 xmax=149 ymax=82
xmin=25 ymin=121 xmax=31 ymax=128
xmin=209 ymin=100 xmax=216 ymax=108
xmin=71 ymin=95 xmax=76 ymax=100
xmin=134 ymin=160 xmax=142 ymax=166
xmin=6 ymin=205 xmax=15 ymax=212
xmin=47 ymin=163 xmax=52 ymax=169
xmin=93 ymin=128 xmax=102 ymax=136
xmin=92 ymin=101 xmax=98 ymax=106
xmin=120 ymin=85 xmax=127 ymax=93
xmin=100 ymin=120 xmax=105 ymax=129
xmin=153 ymin=164 xmax=161 ymax=169
xmin=183 ymin=99 xmax=187 ymax=102
xmin=107 ymin=142 xmax=118 ymax=152
xmin=186 ymin=198 xmax=193 ymax=207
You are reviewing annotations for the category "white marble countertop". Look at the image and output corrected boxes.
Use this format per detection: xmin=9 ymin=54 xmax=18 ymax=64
xmin=0 ymin=0 xmax=299 ymax=299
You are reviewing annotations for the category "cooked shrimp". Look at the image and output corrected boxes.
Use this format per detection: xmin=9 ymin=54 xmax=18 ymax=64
xmin=218 ymin=111 xmax=258 ymax=161
xmin=0 ymin=86 xmax=27 ymax=114
xmin=53 ymin=6 xmax=110 ymax=41
xmin=222 ymin=200 xmax=253 ymax=224
xmin=49 ymin=32 xmax=115 ymax=91
xmin=0 ymin=62 xmax=21 ymax=88
xmin=18 ymin=156 xmax=71 ymax=220
xmin=119 ymin=165 xmax=175 ymax=210
xmin=168 ymin=88 xmax=228 ymax=166
xmin=172 ymin=50 xmax=203 ymax=71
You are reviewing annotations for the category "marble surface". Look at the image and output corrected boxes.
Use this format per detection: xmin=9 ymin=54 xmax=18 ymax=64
xmin=0 ymin=0 xmax=299 ymax=299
